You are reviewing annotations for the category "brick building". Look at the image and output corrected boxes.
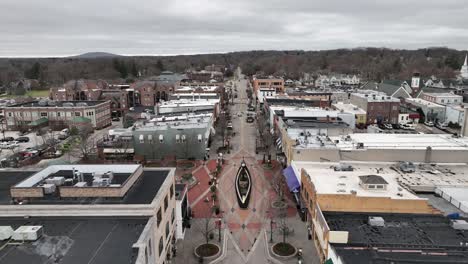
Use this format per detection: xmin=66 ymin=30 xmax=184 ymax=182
xmin=4 ymin=100 xmax=111 ymax=130
xmin=350 ymin=91 xmax=400 ymax=124
xmin=252 ymin=77 xmax=284 ymax=93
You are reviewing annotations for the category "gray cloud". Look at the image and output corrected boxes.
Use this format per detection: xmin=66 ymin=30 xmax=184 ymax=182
xmin=0 ymin=0 xmax=467 ymax=57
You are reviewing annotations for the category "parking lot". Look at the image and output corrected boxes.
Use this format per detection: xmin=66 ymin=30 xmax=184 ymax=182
xmin=0 ymin=130 xmax=60 ymax=161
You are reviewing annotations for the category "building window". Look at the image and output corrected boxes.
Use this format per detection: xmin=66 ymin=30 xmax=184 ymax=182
xmin=148 ymin=134 xmax=153 ymax=143
xmin=164 ymin=195 xmax=168 ymax=211
xmin=170 ymin=184 xmax=174 ymax=198
xmin=181 ymin=135 xmax=186 ymax=143
xmin=376 ymin=185 xmax=384 ymax=189
xmin=165 ymin=222 xmax=170 ymax=239
xmin=171 ymin=208 xmax=175 ymax=223
xmin=368 ymin=184 xmax=376 ymax=189
xmin=139 ymin=134 xmax=144 ymax=144
xmin=197 ymin=134 xmax=202 ymax=143
xmin=157 ymin=209 xmax=162 ymax=227
xmin=75 ymin=112 xmax=81 ymax=116
xmin=158 ymin=237 xmax=164 ymax=256
xmin=57 ymin=112 xmax=61 ymax=117
xmin=40 ymin=112 xmax=47 ymax=117
xmin=176 ymin=134 xmax=180 ymax=143
xmin=8 ymin=113 xmax=12 ymax=117
xmin=148 ymin=239 xmax=152 ymax=255
xmin=159 ymin=134 xmax=164 ymax=143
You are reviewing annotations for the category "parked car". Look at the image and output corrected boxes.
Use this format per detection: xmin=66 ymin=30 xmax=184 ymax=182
xmin=0 ymin=137 xmax=14 ymax=142
xmin=424 ymin=121 xmax=434 ymax=127
xmin=0 ymin=142 xmax=18 ymax=149
xmin=15 ymin=136 xmax=30 ymax=143
xmin=436 ymin=122 xmax=448 ymax=129
xmin=112 ymin=117 xmax=120 ymax=122
xmin=384 ymin=124 xmax=393 ymax=130
xmin=58 ymin=134 xmax=69 ymax=140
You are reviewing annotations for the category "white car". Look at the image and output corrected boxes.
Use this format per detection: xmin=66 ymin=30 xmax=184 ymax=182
xmin=424 ymin=121 xmax=434 ymax=127
xmin=0 ymin=142 xmax=18 ymax=149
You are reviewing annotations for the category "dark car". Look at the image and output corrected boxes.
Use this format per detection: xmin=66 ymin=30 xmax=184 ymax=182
xmin=0 ymin=137 xmax=14 ymax=142
xmin=112 ymin=117 xmax=120 ymax=121
xmin=15 ymin=136 xmax=30 ymax=143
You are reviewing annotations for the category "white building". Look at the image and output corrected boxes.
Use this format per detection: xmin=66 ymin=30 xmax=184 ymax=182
xmin=421 ymin=92 xmax=463 ymax=105
xmin=445 ymin=104 xmax=467 ymax=125
xmin=256 ymin=87 xmax=276 ymax=104
xmin=156 ymin=98 xmax=220 ymax=115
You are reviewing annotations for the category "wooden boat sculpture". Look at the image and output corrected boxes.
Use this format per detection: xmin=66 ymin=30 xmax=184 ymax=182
xmin=235 ymin=160 xmax=252 ymax=209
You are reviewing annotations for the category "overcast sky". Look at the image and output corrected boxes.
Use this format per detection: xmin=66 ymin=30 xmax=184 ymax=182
xmin=1 ymin=0 xmax=467 ymax=57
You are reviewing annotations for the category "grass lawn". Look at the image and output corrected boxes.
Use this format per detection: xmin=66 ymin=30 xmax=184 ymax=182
xmin=0 ymin=90 xmax=49 ymax=99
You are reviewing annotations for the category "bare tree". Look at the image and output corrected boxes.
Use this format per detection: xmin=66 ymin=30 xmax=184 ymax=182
xmin=72 ymin=126 xmax=96 ymax=161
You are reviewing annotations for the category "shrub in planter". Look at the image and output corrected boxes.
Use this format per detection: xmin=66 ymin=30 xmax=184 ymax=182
xmin=210 ymin=185 xmax=217 ymax=193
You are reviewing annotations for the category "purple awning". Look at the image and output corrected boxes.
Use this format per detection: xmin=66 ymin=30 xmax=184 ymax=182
xmin=283 ymin=166 xmax=300 ymax=192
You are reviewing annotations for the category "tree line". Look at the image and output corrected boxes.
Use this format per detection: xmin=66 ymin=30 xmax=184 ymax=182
xmin=0 ymin=47 xmax=466 ymax=89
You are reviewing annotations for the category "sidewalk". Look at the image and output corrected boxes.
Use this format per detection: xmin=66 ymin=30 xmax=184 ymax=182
xmin=267 ymin=216 xmax=320 ymax=264
xmin=172 ymin=218 xmax=225 ymax=264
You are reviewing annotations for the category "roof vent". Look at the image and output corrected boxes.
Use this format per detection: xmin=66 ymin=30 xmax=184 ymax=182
xmin=368 ymin=216 xmax=385 ymax=227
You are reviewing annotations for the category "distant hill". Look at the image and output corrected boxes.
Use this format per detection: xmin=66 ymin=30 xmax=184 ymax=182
xmin=72 ymin=52 xmax=122 ymax=59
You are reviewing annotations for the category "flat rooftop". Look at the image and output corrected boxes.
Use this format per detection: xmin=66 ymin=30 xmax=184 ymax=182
xmin=14 ymin=164 xmax=140 ymax=188
xmin=142 ymin=113 xmax=212 ymax=130
xmin=1 ymin=169 xmax=170 ymax=205
xmin=352 ymin=91 xmax=400 ymax=102
xmin=424 ymin=92 xmax=462 ymax=97
xmin=292 ymin=161 xmax=420 ymax=200
xmin=0 ymin=171 xmax=36 ymax=204
xmin=0 ymin=216 xmax=148 ymax=264
xmin=7 ymin=100 xmax=107 ymax=108
xmin=326 ymin=212 xmax=468 ymax=263
xmin=332 ymin=102 xmax=366 ymax=114
xmin=405 ymin=98 xmax=445 ymax=108
xmin=159 ymin=98 xmax=219 ymax=108
xmin=331 ymin=134 xmax=468 ymax=151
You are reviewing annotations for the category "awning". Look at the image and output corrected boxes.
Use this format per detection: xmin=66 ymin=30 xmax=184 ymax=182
xmin=28 ymin=117 xmax=48 ymax=126
xmin=283 ymin=166 xmax=300 ymax=192
xmin=103 ymin=148 xmax=135 ymax=154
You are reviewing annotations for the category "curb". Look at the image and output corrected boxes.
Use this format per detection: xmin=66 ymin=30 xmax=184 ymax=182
xmin=264 ymin=230 xmax=284 ymax=264
xmin=209 ymin=230 xmax=228 ymax=264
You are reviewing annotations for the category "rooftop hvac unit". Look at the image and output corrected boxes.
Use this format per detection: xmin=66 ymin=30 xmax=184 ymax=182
xmin=0 ymin=226 xmax=14 ymax=240
xmin=451 ymin=220 xmax=468 ymax=230
xmin=12 ymin=226 xmax=43 ymax=241
xmin=42 ymin=183 xmax=56 ymax=194
xmin=368 ymin=216 xmax=385 ymax=227
xmin=38 ymin=100 xmax=48 ymax=106
xmin=63 ymin=102 xmax=74 ymax=107
xmin=76 ymin=102 xmax=88 ymax=107
xmin=47 ymin=100 xmax=57 ymax=106
xmin=74 ymin=182 xmax=87 ymax=187
xmin=45 ymin=177 xmax=65 ymax=186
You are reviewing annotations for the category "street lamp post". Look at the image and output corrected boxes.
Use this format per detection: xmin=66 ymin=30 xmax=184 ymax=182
xmin=270 ymin=219 xmax=274 ymax=243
